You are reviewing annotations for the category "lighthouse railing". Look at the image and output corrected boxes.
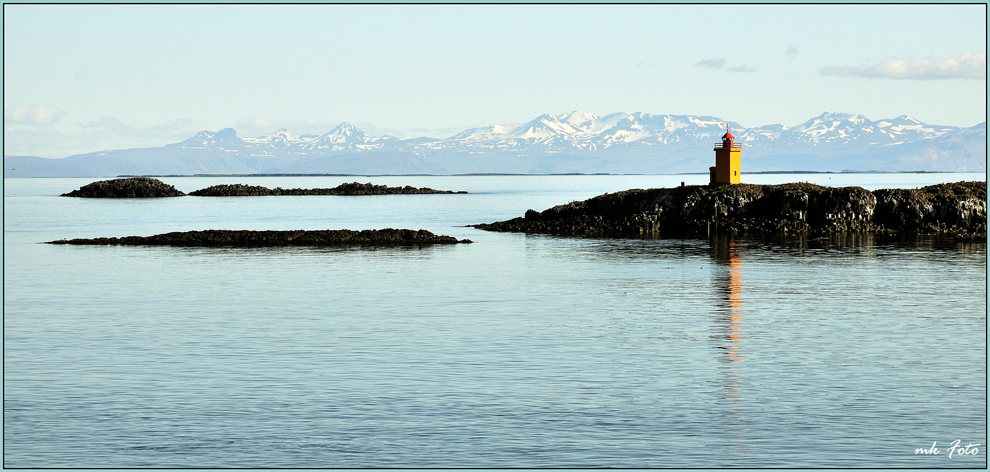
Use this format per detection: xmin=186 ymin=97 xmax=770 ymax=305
xmin=713 ymin=142 xmax=743 ymax=149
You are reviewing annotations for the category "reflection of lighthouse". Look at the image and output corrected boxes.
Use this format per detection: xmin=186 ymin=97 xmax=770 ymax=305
xmin=711 ymin=236 xmax=746 ymax=428
xmin=712 ymin=236 xmax=743 ymax=363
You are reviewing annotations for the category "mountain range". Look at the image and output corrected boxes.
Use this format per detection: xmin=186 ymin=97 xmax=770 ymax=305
xmin=4 ymin=111 xmax=986 ymax=177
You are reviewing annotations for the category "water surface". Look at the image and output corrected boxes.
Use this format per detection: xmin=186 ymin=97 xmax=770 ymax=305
xmin=4 ymin=174 xmax=986 ymax=467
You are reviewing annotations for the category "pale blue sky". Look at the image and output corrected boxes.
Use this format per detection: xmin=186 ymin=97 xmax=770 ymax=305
xmin=3 ymin=4 xmax=986 ymax=158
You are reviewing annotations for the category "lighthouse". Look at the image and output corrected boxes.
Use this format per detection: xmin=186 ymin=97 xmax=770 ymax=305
xmin=709 ymin=126 xmax=742 ymax=185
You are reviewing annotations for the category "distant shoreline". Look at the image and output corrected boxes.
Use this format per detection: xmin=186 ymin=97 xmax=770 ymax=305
xmin=4 ymin=171 xmax=983 ymax=180
xmin=115 ymin=170 xmax=985 ymax=178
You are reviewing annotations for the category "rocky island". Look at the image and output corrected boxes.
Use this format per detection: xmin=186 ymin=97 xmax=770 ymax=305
xmin=62 ymin=178 xmax=466 ymax=198
xmin=62 ymin=177 xmax=186 ymax=198
xmin=47 ymin=229 xmax=472 ymax=247
xmin=188 ymin=182 xmax=466 ymax=196
xmin=473 ymin=181 xmax=987 ymax=239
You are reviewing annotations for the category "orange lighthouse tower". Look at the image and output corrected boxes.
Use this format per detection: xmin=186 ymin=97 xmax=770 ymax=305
xmin=709 ymin=126 xmax=742 ymax=185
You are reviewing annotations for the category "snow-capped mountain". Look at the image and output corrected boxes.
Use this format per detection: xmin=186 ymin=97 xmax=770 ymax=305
xmin=5 ymin=112 xmax=985 ymax=177
xmin=421 ymin=111 xmax=962 ymax=156
xmin=171 ymin=127 xmax=243 ymax=149
xmin=298 ymin=122 xmax=400 ymax=153
xmin=416 ymin=112 xmax=748 ymax=160
xmin=183 ymin=122 xmax=400 ymax=156
xmin=168 ymin=111 xmax=972 ymax=158
xmin=242 ymin=129 xmax=314 ymax=149
xmin=757 ymin=112 xmax=956 ymax=148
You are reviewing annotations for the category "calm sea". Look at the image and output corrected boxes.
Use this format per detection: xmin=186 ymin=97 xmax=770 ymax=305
xmin=3 ymin=173 xmax=987 ymax=467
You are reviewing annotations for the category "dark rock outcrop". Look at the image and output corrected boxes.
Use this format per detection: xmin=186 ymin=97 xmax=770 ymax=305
xmin=47 ymin=229 xmax=472 ymax=247
xmin=62 ymin=177 xmax=185 ymax=198
xmin=473 ymin=181 xmax=987 ymax=238
xmin=873 ymin=182 xmax=987 ymax=232
xmin=189 ymin=182 xmax=467 ymax=196
xmin=189 ymin=184 xmax=274 ymax=196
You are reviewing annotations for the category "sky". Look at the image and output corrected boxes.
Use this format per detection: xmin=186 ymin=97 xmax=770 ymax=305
xmin=3 ymin=4 xmax=987 ymax=158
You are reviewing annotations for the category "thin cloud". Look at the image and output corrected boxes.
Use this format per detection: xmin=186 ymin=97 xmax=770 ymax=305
xmin=786 ymin=46 xmax=799 ymax=61
xmin=3 ymin=127 xmax=96 ymax=158
xmin=236 ymin=117 xmax=278 ymax=130
xmin=145 ymin=118 xmax=193 ymax=132
xmin=694 ymin=58 xmax=726 ymax=69
xmin=4 ymin=105 xmax=66 ymax=127
xmin=82 ymin=117 xmax=196 ymax=138
xmin=356 ymin=123 xmax=467 ymax=140
xmin=821 ymin=52 xmax=986 ymax=80
xmin=82 ymin=117 xmax=142 ymax=136
xmin=4 ymin=116 xmax=202 ymax=158
xmin=727 ymin=65 xmax=757 ymax=73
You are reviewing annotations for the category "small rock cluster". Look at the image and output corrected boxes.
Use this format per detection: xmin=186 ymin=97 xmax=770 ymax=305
xmin=474 ymin=181 xmax=987 ymax=237
xmin=188 ymin=182 xmax=467 ymax=196
xmin=61 ymin=177 xmax=186 ymax=198
xmin=47 ymin=229 xmax=472 ymax=247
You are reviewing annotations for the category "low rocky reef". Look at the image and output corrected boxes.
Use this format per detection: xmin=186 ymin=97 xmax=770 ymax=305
xmin=473 ymin=181 xmax=987 ymax=239
xmin=62 ymin=177 xmax=186 ymax=198
xmin=47 ymin=229 xmax=472 ymax=247
xmin=189 ymin=182 xmax=466 ymax=196
xmin=62 ymin=178 xmax=466 ymax=198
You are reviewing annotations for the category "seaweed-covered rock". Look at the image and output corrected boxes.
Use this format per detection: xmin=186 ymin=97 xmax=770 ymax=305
xmin=189 ymin=182 xmax=467 ymax=196
xmin=473 ymin=181 xmax=986 ymax=238
xmin=47 ymin=229 xmax=473 ymax=247
xmin=62 ymin=177 xmax=186 ymax=198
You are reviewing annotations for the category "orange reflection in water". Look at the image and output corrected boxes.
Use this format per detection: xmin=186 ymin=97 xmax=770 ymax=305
xmin=712 ymin=237 xmax=743 ymax=363
xmin=712 ymin=238 xmax=746 ymax=437
xmin=725 ymin=245 xmax=743 ymax=362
